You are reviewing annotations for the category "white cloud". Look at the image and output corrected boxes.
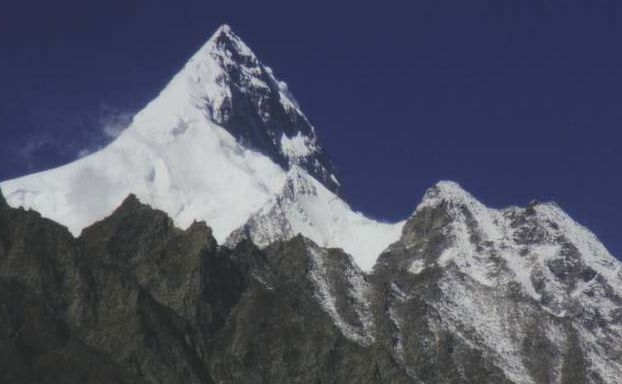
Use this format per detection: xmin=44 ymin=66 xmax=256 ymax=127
xmin=75 ymin=106 xmax=133 ymax=158
xmin=77 ymin=148 xmax=93 ymax=158
xmin=100 ymin=110 xmax=133 ymax=139
xmin=18 ymin=135 xmax=54 ymax=169
xmin=17 ymin=106 xmax=134 ymax=171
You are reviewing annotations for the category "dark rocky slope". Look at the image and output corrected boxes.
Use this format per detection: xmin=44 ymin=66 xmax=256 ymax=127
xmin=0 ymin=192 xmax=407 ymax=383
xmin=1 ymin=187 xmax=620 ymax=383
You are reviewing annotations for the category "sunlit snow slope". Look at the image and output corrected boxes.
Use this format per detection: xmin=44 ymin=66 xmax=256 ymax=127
xmin=0 ymin=25 xmax=403 ymax=270
xmin=228 ymin=166 xmax=405 ymax=271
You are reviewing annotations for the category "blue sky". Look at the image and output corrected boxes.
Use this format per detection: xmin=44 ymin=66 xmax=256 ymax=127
xmin=1 ymin=0 xmax=620 ymax=258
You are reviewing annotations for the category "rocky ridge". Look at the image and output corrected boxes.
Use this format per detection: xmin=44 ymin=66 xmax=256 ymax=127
xmin=1 ymin=182 xmax=620 ymax=383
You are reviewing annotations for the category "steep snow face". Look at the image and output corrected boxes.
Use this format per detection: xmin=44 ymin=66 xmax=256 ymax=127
xmin=0 ymin=25 xmax=398 ymax=268
xmin=2 ymin=25 xmax=317 ymax=241
xmin=0 ymin=115 xmax=286 ymax=242
xmin=227 ymin=166 xmax=405 ymax=271
xmin=397 ymin=181 xmax=622 ymax=383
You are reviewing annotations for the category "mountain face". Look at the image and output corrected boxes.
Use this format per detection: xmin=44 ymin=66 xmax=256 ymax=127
xmin=374 ymin=182 xmax=622 ymax=384
xmin=0 ymin=24 xmax=356 ymax=251
xmin=1 ymin=184 xmax=621 ymax=384
xmin=226 ymin=166 xmax=404 ymax=271
xmin=1 ymin=25 xmax=622 ymax=383
xmin=200 ymin=26 xmax=339 ymax=192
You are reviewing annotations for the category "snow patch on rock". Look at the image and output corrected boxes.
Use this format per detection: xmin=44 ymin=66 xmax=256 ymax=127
xmin=408 ymin=181 xmax=622 ymax=383
xmin=306 ymin=241 xmax=375 ymax=345
xmin=280 ymin=132 xmax=318 ymax=160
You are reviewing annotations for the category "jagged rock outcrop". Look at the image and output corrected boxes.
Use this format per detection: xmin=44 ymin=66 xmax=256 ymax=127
xmin=0 ymin=192 xmax=408 ymax=383
xmin=202 ymin=25 xmax=339 ymax=191
xmin=370 ymin=181 xmax=622 ymax=384
xmin=1 ymin=182 xmax=620 ymax=383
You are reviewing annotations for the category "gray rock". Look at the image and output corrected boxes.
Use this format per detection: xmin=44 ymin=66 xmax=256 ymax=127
xmin=1 ymin=186 xmax=620 ymax=383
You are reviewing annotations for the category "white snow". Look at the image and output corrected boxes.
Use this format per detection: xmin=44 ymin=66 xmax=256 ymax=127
xmin=0 ymin=25 xmax=403 ymax=272
xmin=416 ymin=181 xmax=539 ymax=295
xmin=280 ymin=132 xmax=318 ymax=160
xmin=535 ymin=202 xmax=622 ymax=295
xmin=409 ymin=259 xmax=425 ymax=274
xmin=233 ymin=166 xmax=405 ymax=271
xmin=0 ymin=26 xmax=291 ymax=243
xmin=415 ymin=181 xmax=622 ymax=307
xmin=0 ymin=27 xmax=296 ymax=243
xmin=410 ymin=181 xmax=622 ymax=384
xmin=1 ymin=115 xmax=286 ymax=242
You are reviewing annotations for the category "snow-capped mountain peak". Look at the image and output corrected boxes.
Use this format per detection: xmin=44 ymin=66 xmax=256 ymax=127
xmin=145 ymin=24 xmax=339 ymax=192
xmin=409 ymin=181 xmax=622 ymax=306
xmin=378 ymin=181 xmax=622 ymax=383
xmin=0 ymin=25 xmax=394 ymax=268
xmin=415 ymin=180 xmax=485 ymax=213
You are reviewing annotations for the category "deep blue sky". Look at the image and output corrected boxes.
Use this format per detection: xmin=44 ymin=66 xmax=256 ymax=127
xmin=1 ymin=1 xmax=620 ymax=257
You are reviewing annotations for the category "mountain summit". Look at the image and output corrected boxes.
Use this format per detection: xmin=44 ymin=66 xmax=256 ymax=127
xmin=164 ymin=24 xmax=339 ymax=191
xmin=0 ymin=25 xmax=400 ymax=267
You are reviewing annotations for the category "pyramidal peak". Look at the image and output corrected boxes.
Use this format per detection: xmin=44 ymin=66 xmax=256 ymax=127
xmin=415 ymin=180 xmax=485 ymax=212
xmin=201 ymin=23 xmax=260 ymax=65
xmin=134 ymin=25 xmax=284 ymax=130
xmin=183 ymin=23 xmax=262 ymax=88
xmin=146 ymin=24 xmax=340 ymax=192
xmin=0 ymin=25 xmax=393 ymax=269
xmin=210 ymin=23 xmax=237 ymax=43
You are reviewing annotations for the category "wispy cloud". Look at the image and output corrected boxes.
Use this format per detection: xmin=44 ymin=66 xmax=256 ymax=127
xmin=76 ymin=147 xmax=93 ymax=158
xmin=18 ymin=135 xmax=55 ymax=170
xmin=17 ymin=105 xmax=135 ymax=170
xmin=100 ymin=108 xmax=133 ymax=140
xmin=74 ymin=106 xmax=134 ymax=158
